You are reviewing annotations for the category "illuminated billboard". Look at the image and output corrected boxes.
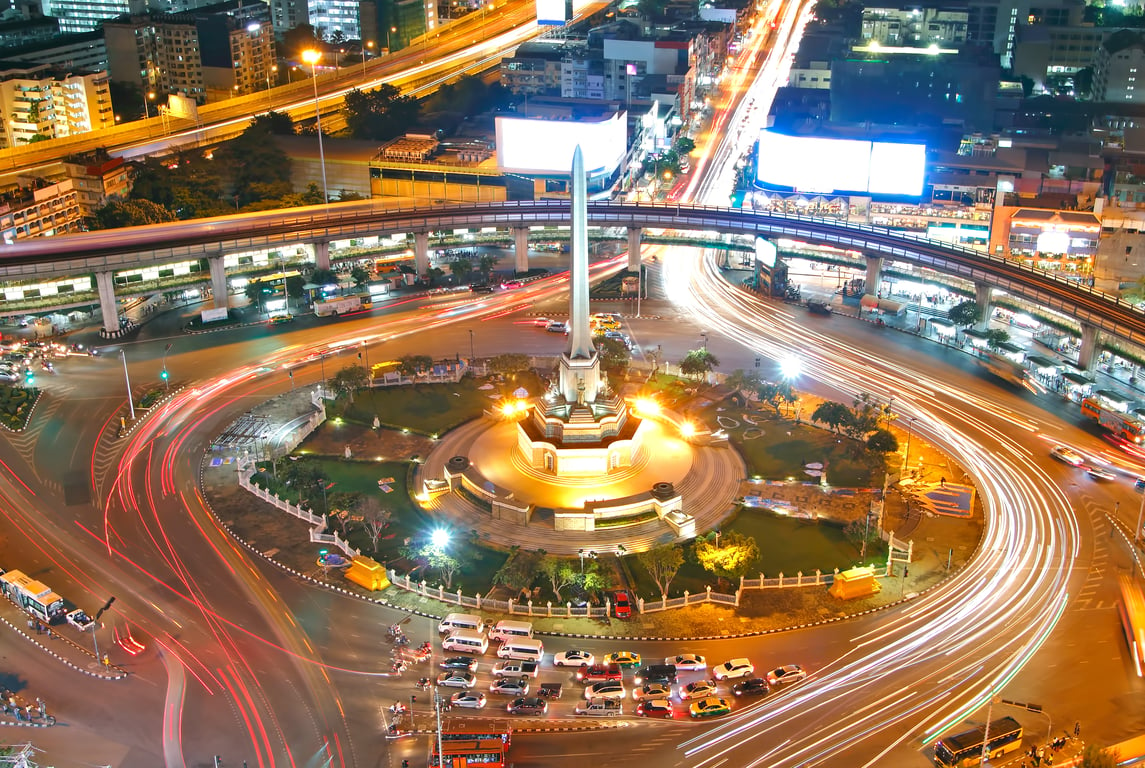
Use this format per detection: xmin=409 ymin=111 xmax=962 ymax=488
xmin=756 ymin=130 xmax=925 ymax=197
xmin=535 ymin=0 xmax=568 ymax=25
xmin=496 ymin=113 xmax=627 ymax=176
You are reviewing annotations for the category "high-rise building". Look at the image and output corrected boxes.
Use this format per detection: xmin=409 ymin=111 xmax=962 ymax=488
xmin=1094 ymin=29 xmax=1145 ymax=103
xmin=309 ymin=0 xmax=360 ymax=41
xmin=43 ymin=0 xmax=147 ymax=34
xmin=104 ymin=0 xmax=274 ymax=104
xmin=267 ymin=0 xmax=306 ymax=33
xmin=0 ymin=31 xmax=106 ymax=73
xmin=0 ymin=62 xmax=113 ymax=148
xmin=964 ymin=0 xmax=1083 ymax=68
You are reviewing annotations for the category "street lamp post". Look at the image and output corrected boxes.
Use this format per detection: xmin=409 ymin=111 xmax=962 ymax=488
xmin=121 ymin=349 xmax=135 ymax=421
xmin=161 ymin=342 xmax=172 ymax=389
xmin=301 ymin=49 xmax=329 ymax=204
xmin=468 ymin=329 xmax=475 ymax=362
xmin=266 ymin=64 xmax=277 ymax=108
xmin=901 ymin=416 xmax=917 ymax=474
xmin=577 ymin=549 xmax=596 ymax=573
xmin=362 ymin=41 xmax=374 ymax=76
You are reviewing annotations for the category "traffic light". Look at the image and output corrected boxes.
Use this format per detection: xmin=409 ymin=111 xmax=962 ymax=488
xmin=160 ymin=368 xmax=169 ymax=381
xmin=23 ymin=368 xmax=33 ymax=385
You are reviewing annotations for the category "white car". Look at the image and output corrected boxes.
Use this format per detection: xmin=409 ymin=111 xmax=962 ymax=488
xmin=450 ymin=692 xmax=487 ymax=709
xmin=632 ymin=683 xmax=672 ymax=702
xmin=665 ymin=654 xmax=707 ymax=671
xmin=713 ymin=659 xmax=754 ymax=681
xmin=554 ymin=649 xmax=595 ymax=667
xmin=679 ymin=680 xmax=718 ymax=701
xmin=1050 ymin=445 xmax=1085 ymax=466
xmin=66 ymin=609 xmax=95 ymax=631
xmin=584 ymin=681 xmax=626 ymax=701
xmin=766 ymin=665 xmax=808 ymax=686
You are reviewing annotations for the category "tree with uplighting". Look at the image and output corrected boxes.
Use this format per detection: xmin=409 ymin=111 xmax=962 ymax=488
xmin=694 ymin=531 xmax=759 ymax=586
xmin=866 ymin=428 xmax=898 ymax=454
xmin=356 ymin=496 xmax=391 ymax=553
xmin=538 ymin=555 xmax=579 ymax=600
xmin=724 ymin=369 xmax=761 ymax=399
xmin=425 ymin=547 xmax=461 ymax=589
xmin=947 ymin=300 xmax=980 ymax=328
xmin=1079 ymin=744 xmax=1118 ymax=768
xmin=397 ymin=355 xmax=433 ymax=378
xmin=489 ymin=353 xmax=530 ymax=378
xmin=680 ymin=348 xmax=719 ymax=379
xmin=493 ymin=547 xmax=540 ymax=595
xmin=596 ymin=337 xmax=630 ymax=383
xmin=330 ymin=364 xmax=368 ymax=403
xmin=637 ymin=544 xmax=684 ymax=596
xmin=756 ymin=380 xmax=796 ymax=418
xmin=811 ymin=401 xmax=851 ymax=435
xmin=351 ymin=265 xmax=370 ymax=287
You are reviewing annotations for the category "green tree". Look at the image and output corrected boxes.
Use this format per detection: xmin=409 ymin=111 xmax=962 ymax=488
xmin=250 ymin=111 xmax=295 ymax=135
xmin=845 ymin=393 xmax=882 ymax=441
xmin=398 ymin=354 xmax=433 ymax=377
xmin=694 ymin=531 xmax=759 ymax=584
xmin=674 ymin=136 xmax=695 ymax=155
xmin=493 ymin=548 xmax=540 ymax=593
xmin=351 ymin=265 xmax=370 ymax=287
xmin=757 ymin=380 xmax=796 ymax=417
xmin=680 ymin=348 xmax=719 ymax=379
xmin=489 ymin=353 xmax=530 ymax=377
xmin=725 ymin=369 xmax=761 ymax=397
xmin=342 ymin=85 xmax=420 ymax=141
xmin=866 ymin=428 xmax=898 ymax=454
xmin=985 ymin=328 xmax=1011 ymax=348
xmin=811 ymin=401 xmax=851 ymax=434
xmin=329 ymin=364 xmax=368 ymax=402
xmin=449 ymin=259 xmax=473 ymax=282
xmin=478 ymin=253 xmax=499 ymax=279
xmin=597 ymin=337 xmax=630 ymax=381
xmin=425 ymin=545 xmax=462 ymax=589
xmin=1080 ymin=744 xmax=1118 ymax=768
xmin=426 ymin=266 xmax=445 ymax=286
xmin=213 ymin=118 xmax=293 ymax=207
xmin=637 ymin=544 xmax=684 ymax=596
xmin=94 ymin=199 xmax=176 ymax=228
xmin=356 ymin=495 xmax=391 ymax=553
xmin=538 ymin=555 xmax=579 ymax=600
xmin=947 ymin=300 xmax=980 ymax=327
xmin=311 ymin=268 xmax=338 ymax=287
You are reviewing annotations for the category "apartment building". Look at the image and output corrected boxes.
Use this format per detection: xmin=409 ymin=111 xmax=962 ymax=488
xmin=861 ymin=4 xmax=969 ymax=48
xmin=0 ymin=31 xmax=106 ymax=73
xmin=0 ymin=62 xmax=112 ymax=148
xmin=1094 ymin=29 xmax=1145 ymax=104
xmin=43 ymin=0 xmax=146 ymax=34
xmin=0 ymin=179 xmax=82 ymax=242
xmin=104 ymin=0 xmax=274 ymax=104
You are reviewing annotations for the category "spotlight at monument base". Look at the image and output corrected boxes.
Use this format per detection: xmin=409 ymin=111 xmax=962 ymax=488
xmin=681 ymin=422 xmax=696 ymax=438
xmin=632 ymin=396 xmax=660 ymax=416
xmin=780 ymin=355 xmax=802 ymax=379
xmin=431 ymin=529 xmax=451 ymax=549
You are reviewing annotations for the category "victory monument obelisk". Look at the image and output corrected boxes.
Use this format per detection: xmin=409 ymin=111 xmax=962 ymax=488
xmin=515 ymin=146 xmax=642 ymax=477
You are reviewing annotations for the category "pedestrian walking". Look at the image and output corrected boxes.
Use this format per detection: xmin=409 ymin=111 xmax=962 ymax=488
xmin=1074 ymin=722 xmax=1081 ymax=737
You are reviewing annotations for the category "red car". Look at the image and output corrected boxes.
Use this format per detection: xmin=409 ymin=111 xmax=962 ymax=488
xmin=576 ymin=664 xmax=622 ymax=683
xmin=613 ymin=591 xmax=632 ymax=619
xmin=636 ymin=699 xmax=674 ymax=718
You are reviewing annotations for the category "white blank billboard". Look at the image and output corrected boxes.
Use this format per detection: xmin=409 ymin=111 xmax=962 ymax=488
xmin=756 ymin=130 xmax=925 ymax=197
xmin=496 ymin=114 xmax=627 ymax=176
xmin=536 ymin=0 xmax=567 ymax=25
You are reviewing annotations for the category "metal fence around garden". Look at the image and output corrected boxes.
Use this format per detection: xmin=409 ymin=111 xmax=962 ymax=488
xmin=384 ymin=526 xmax=913 ymax=619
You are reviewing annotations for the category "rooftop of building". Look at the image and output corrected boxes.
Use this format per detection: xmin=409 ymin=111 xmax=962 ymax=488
xmin=105 ymin=0 xmax=269 ymax=26
xmin=0 ymin=29 xmax=101 ymax=58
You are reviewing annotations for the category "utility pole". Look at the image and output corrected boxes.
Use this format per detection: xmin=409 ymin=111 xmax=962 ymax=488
xmin=121 ymin=350 xmax=135 ymax=421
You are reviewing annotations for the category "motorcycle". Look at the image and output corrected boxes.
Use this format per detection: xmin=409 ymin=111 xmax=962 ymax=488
xmin=394 ymin=634 xmax=410 ymax=647
xmin=391 ymin=659 xmax=408 ymax=674
xmin=415 ymin=677 xmax=430 ymax=690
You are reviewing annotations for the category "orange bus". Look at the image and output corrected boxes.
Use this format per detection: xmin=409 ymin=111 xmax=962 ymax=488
xmin=1120 ymin=575 xmax=1145 ymax=677
xmin=430 ymin=731 xmax=511 ymax=768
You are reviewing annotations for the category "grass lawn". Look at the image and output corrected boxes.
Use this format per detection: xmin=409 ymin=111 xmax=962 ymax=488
xmin=627 ymin=510 xmax=886 ymax=601
xmin=340 ymin=378 xmax=493 ymax=435
xmin=253 ymin=456 xmax=507 ymax=592
xmin=697 ymin=405 xmax=884 ymax=487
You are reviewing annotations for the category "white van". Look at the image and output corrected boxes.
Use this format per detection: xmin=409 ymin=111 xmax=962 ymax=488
xmin=442 ymin=629 xmax=489 ymax=655
xmin=438 ymin=613 xmax=484 ymax=635
xmin=496 ymin=638 xmax=544 ymax=662
xmin=489 ymin=620 xmax=533 ymax=642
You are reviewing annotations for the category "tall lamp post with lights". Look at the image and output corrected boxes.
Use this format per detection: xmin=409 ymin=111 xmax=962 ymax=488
xmin=301 ymin=49 xmax=329 ymax=203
